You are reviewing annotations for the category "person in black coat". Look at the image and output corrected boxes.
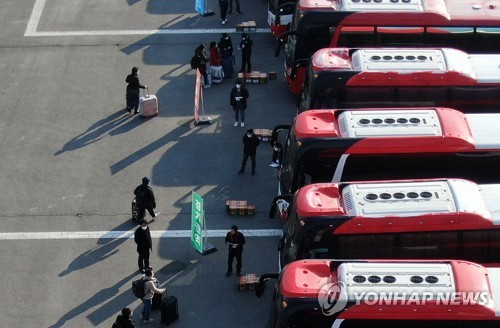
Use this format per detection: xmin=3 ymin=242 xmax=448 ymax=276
xmin=113 ymin=307 xmax=136 ymax=328
xmin=133 ymin=176 xmax=158 ymax=222
xmin=230 ymin=79 xmax=249 ymax=127
xmin=238 ymin=128 xmax=260 ymax=175
xmin=218 ymin=33 xmax=234 ymax=77
xmin=194 ymin=44 xmax=211 ymax=88
xmin=125 ymin=67 xmax=147 ymax=114
xmin=225 ymin=225 xmax=246 ymax=276
xmin=239 ymin=33 xmax=253 ymax=73
xmin=134 ymin=219 xmax=153 ymax=273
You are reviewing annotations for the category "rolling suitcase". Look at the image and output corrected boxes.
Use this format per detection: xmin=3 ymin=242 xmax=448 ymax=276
xmin=222 ymin=57 xmax=234 ymax=78
xmin=160 ymin=295 xmax=179 ymax=325
xmin=138 ymin=87 xmax=158 ymax=118
xmin=152 ymin=291 xmax=165 ymax=310
xmin=209 ymin=65 xmax=224 ymax=83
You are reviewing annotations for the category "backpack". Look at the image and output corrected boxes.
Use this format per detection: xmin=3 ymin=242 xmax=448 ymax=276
xmin=132 ymin=278 xmax=146 ymax=298
xmin=190 ymin=55 xmax=199 ymax=69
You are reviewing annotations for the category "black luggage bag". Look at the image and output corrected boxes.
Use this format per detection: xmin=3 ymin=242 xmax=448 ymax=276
xmin=152 ymin=291 xmax=165 ymax=310
xmin=161 ymin=295 xmax=179 ymax=325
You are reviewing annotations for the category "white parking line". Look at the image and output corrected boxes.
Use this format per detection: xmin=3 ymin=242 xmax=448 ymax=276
xmin=0 ymin=229 xmax=282 ymax=240
xmin=24 ymin=0 xmax=270 ymax=37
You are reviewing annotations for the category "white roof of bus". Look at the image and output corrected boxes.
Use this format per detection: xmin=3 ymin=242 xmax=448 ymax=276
xmin=338 ymin=109 xmax=443 ymax=137
xmin=469 ymin=55 xmax=500 ymax=83
xmin=478 ymin=184 xmax=500 ymax=226
xmin=341 ymin=0 xmax=424 ymax=12
xmin=338 ymin=262 xmax=455 ymax=300
xmin=351 ymin=48 xmax=500 ymax=83
xmin=466 ymin=114 xmax=500 ymax=149
xmin=341 ymin=179 xmax=495 ymax=220
xmin=486 ymin=268 xmax=500 ymax=316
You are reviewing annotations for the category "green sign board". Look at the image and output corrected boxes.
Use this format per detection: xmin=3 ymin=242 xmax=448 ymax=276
xmin=191 ymin=191 xmax=204 ymax=254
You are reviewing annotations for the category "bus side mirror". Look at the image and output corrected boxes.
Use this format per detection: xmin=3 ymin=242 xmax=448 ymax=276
xmin=274 ymin=38 xmax=282 ymax=57
xmin=278 ymin=238 xmax=285 ymax=252
xmin=269 ymin=202 xmax=277 ymax=219
xmin=256 ymin=281 xmax=266 ymax=298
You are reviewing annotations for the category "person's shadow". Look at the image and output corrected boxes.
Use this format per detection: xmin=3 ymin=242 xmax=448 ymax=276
xmin=49 ymin=272 xmax=137 ymax=328
xmin=54 ymin=110 xmax=147 ymax=156
xmin=59 ymin=221 xmax=135 ymax=277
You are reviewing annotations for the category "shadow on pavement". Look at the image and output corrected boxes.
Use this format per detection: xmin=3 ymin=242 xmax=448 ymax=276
xmin=59 ymin=221 xmax=136 ymax=277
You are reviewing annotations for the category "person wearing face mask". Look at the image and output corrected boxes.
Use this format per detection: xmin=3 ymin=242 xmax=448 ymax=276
xmin=140 ymin=269 xmax=166 ymax=324
xmin=134 ymin=219 xmax=153 ymax=274
xmin=218 ymin=33 xmax=234 ymax=78
xmin=238 ymin=33 xmax=253 ymax=73
xmin=230 ymin=79 xmax=249 ymax=127
xmin=125 ymin=67 xmax=147 ymax=114
xmin=238 ymin=128 xmax=260 ymax=175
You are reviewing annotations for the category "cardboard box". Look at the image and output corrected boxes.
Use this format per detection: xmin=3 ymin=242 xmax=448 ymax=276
xmin=238 ymin=274 xmax=259 ymax=290
xmin=236 ymin=21 xmax=257 ymax=32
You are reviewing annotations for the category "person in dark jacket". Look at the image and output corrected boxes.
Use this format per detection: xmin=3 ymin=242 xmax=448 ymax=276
xmin=230 ymin=79 xmax=249 ymax=127
xmin=238 ymin=128 xmax=260 ymax=175
xmin=271 ymin=142 xmax=283 ymax=179
xmin=133 ymin=176 xmax=158 ymax=222
xmin=239 ymin=33 xmax=252 ymax=73
xmin=125 ymin=67 xmax=147 ymax=114
xmin=113 ymin=307 xmax=136 ymax=328
xmin=194 ymin=44 xmax=211 ymax=88
xmin=219 ymin=0 xmax=228 ymax=25
xmin=225 ymin=225 xmax=246 ymax=276
xmin=218 ymin=33 xmax=235 ymax=78
xmin=134 ymin=219 xmax=153 ymax=273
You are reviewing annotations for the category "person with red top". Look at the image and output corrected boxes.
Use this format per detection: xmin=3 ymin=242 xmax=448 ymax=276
xmin=209 ymin=41 xmax=222 ymax=66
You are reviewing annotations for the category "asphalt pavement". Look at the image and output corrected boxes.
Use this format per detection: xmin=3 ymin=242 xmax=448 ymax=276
xmin=0 ymin=0 xmax=297 ymax=327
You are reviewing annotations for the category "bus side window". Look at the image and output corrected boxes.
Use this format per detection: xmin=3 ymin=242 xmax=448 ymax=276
xmin=345 ymin=87 xmax=397 ymax=107
xmin=449 ymin=86 xmax=500 ymax=112
xmin=461 ymin=230 xmax=491 ymax=263
xmin=336 ymin=26 xmax=375 ymax=47
xmin=425 ymin=27 xmax=474 ymax=50
xmin=476 ymin=27 xmax=500 ymax=52
xmin=376 ymin=26 xmax=424 ymax=46
xmin=396 ymin=86 xmax=448 ymax=107
xmin=424 ymin=232 xmax=458 ymax=259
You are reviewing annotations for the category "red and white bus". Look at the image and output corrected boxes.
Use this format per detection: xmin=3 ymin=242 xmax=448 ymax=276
xmin=272 ymin=107 xmax=500 ymax=198
xmin=276 ymin=178 xmax=500 ymax=269
xmin=298 ymin=47 xmax=500 ymax=112
xmin=268 ymin=0 xmax=296 ymax=38
xmin=257 ymin=259 xmax=500 ymax=328
xmin=279 ymin=0 xmax=500 ymax=94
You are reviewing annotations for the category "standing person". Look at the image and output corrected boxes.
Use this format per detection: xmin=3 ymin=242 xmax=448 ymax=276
xmin=125 ymin=67 xmax=147 ymax=114
xmin=225 ymin=225 xmax=246 ymax=276
xmin=228 ymin=0 xmax=242 ymax=14
xmin=113 ymin=307 xmax=135 ymax=328
xmin=271 ymin=142 xmax=284 ymax=179
xmin=218 ymin=33 xmax=234 ymax=78
xmin=238 ymin=128 xmax=260 ymax=175
xmin=209 ymin=41 xmax=223 ymax=67
xmin=230 ymin=79 xmax=249 ymax=127
xmin=194 ymin=44 xmax=211 ymax=88
xmin=219 ymin=0 xmax=228 ymax=25
xmin=209 ymin=42 xmax=224 ymax=83
xmin=134 ymin=219 xmax=152 ymax=274
xmin=239 ymin=33 xmax=253 ymax=73
xmin=133 ymin=176 xmax=158 ymax=222
xmin=140 ymin=269 xmax=166 ymax=325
